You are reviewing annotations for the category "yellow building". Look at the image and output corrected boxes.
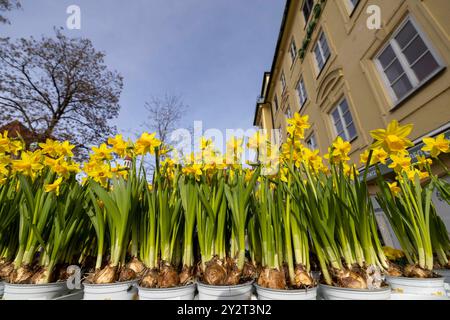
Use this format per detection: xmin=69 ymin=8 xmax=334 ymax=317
xmin=253 ymin=0 xmax=450 ymax=243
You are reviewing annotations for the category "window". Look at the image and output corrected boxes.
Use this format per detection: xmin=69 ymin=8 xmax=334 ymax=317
xmin=302 ymin=0 xmax=314 ymax=23
xmin=289 ymin=38 xmax=297 ymax=63
xmin=285 ymin=105 xmax=292 ymax=119
xmin=375 ymin=17 xmax=443 ymax=103
xmin=331 ymin=99 xmax=357 ymax=141
xmin=280 ymin=71 xmax=287 ymax=93
xmin=296 ymin=77 xmax=308 ymax=107
xmin=347 ymin=0 xmax=360 ymax=12
xmin=306 ymin=133 xmax=318 ymax=150
xmin=274 ymin=95 xmax=279 ymax=112
xmin=314 ymin=31 xmax=331 ymax=72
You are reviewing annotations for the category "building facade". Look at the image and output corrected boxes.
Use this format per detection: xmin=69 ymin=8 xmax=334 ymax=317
xmin=253 ymin=0 xmax=450 ymax=242
xmin=254 ymin=0 xmax=449 ymax=160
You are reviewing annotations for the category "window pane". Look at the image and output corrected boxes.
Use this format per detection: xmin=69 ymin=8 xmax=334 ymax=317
xmin=378 ymin=45 xmax=396 ymax=68
xmin=391 ymin=74 xmax=413 ymax=99
xmin=347 ymin=123 xmax=357 ymax=140
xmin=320 ymin=34 xmax=330 ymax=59
xmin=303 ymin=0 xmax=313 ymax=21
xmin=403 ymin=36 xmax=428 ymax=65
xmin=335 ymin=120 xmax=344 ymax=134
xmin=340 ymin=99 xmax=349 ymax=113
xmin=332 ymin=109 xmax=340 ymax=123
xmin=384 ymin=59 xmax=405 ymax=83
xmin=338 ymin=132 xmax=346 ymax=139
xmin=395 ymin=21 xmax=417 ymax=49
xmin=412 ymin=51 xmax=439 ymax=81
xmin=301 ymin=81 xmax=308 ymax=100
xmin=343 ymin=112 xmax=353 ymax=126
xmin=315 ymin=45 xmax=324 ymax=69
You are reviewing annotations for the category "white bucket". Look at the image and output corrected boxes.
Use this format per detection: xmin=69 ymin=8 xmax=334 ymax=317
xmin=385 ymin=276 xmax=447 ymax=298
xmin=83 ymin=280 xmax=138 ymax=300
xmin=435 ymin=269 xmax=450 ymax=295
xmin=138 ymin=284 xmax=196 ymax=300
xmin=197 ymin=281 xmax=254 ymax=300
xmin=53 ymin=290 xmax=84 ymax=300
xmin=254 ymin=285 xmax=317 ymax=300
xmin=318 ymin=284 xmax=391 ymax=300
xmin=0 ymin=281 xmax=4 ymax=298
xmin=3 ymin=282 xmax=69 ymax=300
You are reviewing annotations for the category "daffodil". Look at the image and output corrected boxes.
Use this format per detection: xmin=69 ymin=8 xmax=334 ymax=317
xmin=135 ymin=132 xmax=161 ymax=156
xmin=87 ymin=164 xmax=113 ymax=187
xmin=108 ymin=134 xmax=128 ymax=158
xmin=39 ymin=139 xmax=61 ymax=158
xmin=12 ymin=150 xmax=44 ymax=178
xmin=182 ymin=164 xmax=202 ymax=181
xmin=370 ymin=120 xmax=413 ymax=154
xmin=422 ymin=134 xmax=450 ymax=158
xmin=360 ymin=150 xmax=370 ymax=165
xmin=405 ymin=168 xmax=429 ymax=182
xmin=91 ymin=143 xmax=113 ymax=161
xmin=388 ymin=154 xmax=411 ymax=173
xmin=372 ymin=147 xmax=388 ymax=165
xmin=286 ymin=113 xmax=310 ymax=139
xmin=58 ymin=141 xmax=75 ymax=157
xmin=0 ymin=131 xmax=23 ymax=155
xmin=326 ymin=137 xmax=351 ymax=163
xmin=199 ymin=137 xmax=213 ymax=151
xmin=44 ymin=177 xmax=63 ymax=196
xmin=387 ymin=182 xmax=401 ymax=197
xmin=416 ymin=155 xmax=432 ymax=171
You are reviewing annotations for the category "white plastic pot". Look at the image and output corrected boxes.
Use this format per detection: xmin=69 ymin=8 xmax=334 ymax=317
xmin=0 ymin=281 xmax=4 ymax=298
xmin=83 ymin=280 xmax=138 ymax=300
xmin=385 ymin=276 xmax=447 ymax=298
xmin=138 ymin=284 xmax=196 ymax=300
xmin=197 ymin=281 xmax=254 ymax=300
xmin=318 ymin=284 xmax=391 ymax=300
xmin=435 ymin=269 xmax=450 ymax=295
xmin=53 ymin=290 xmax=84 ymax=300
xmin=3 ymin=282 xmax=69 ymax=300
xmin=254 ymin=284 xmax=317 ymax=300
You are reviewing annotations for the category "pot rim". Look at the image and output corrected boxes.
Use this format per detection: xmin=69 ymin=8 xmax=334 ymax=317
xmin=82 ymin=279 xmax=138 ymax=287
xmin=137 ymin=283 xmax=196 ymax=291
xmin=4 ymin=281 xmax=67 ymax=288
xmin=196 ymin=280 xmax=254 ymax=289
xmin=385 ymin=275 xmax=445 ymax=281
xmin=318 ymin=283 xmax=391 ymax=292
xmin=254 ymin=284 xmax=317 ymax=293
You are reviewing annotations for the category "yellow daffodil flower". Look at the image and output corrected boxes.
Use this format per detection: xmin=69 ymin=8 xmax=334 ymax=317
xmin=108 ymin=134 xmax=128 ymax=158
xmin=135 ymin=132 xmax=162 ymax=155
xmin=422 ymin=134 xmax=450 ymax=158
xmin=44 ymin=177 xmax=63 ymax=196
xmin=370 ymin=120 xmax=413 ymax=154
xmin=388 ymin=182 xmax=401 ymax=197
xmin=12 ymin=150 xmax=44 ymax=178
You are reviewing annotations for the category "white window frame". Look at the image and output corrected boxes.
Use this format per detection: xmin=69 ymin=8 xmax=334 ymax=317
xmin=313 ymin=31 xmax=331 ymax=74
xmin=296 ymin=77 xmax=308 ymax=108
xmin=280 ymin=71 xmax=287 ymax=93
xmin=289 ymin=38 xmax=297 ymax=64
xmin=330 ymin=98 xmax=358 ymax=141
xmin=374 ymin=15 xmax=445 ymax=106
xmin=306 ymin=133 xmax=318 ymax=150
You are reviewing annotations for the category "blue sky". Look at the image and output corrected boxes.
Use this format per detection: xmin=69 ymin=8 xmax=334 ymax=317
xmin=1 ymin=0 xmax=285 ymax=138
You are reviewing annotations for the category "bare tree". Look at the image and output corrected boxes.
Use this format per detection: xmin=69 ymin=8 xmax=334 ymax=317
xmin=142 ymin=94 xmax=189 ymax=146
xmin=0 ymin=0 xmax=20 ymax=25
xmin=0 ymin=28 xmax=123 ymax=158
